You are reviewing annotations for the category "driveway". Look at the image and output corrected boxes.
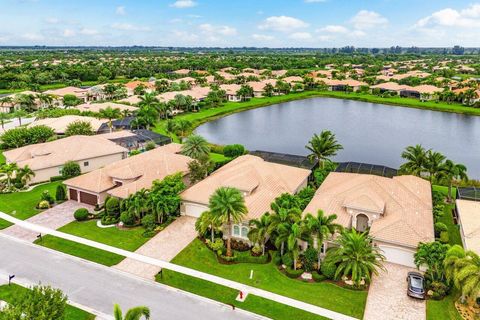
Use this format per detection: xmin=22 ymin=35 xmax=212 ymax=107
xmin=1 ymin=201 xmax=93 ymax=242
xmin=114 ymin=216 xmax=197 ymax=279
xmin=364 ymin=262 xmax=426 ymax=320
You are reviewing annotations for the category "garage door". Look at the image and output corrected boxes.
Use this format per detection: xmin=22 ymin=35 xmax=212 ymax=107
xmin=378 ymin=245 xmax=416 ymax=268
xmin=182 ymin=203 xmax=208 ymax=218
xmin=69 ymin=189 xmax=78 ymax=201
xmin=79 ymin=192 xmax=98 ymax=206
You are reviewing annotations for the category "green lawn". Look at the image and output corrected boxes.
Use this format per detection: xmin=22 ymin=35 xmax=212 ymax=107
xmin=159 ymin=238 xmax=366 ymax=319
xmin=0 ymin=181 xmax=62 ymax=219
xmin=427 ymin=293 xmax=462 ymax=320
xmin=209 ymin=152 xmax=231 ymax=163
xmin=432 ymin=185 xmax=463 ymax=246
xmin=58 ymin=220 xmax=149 ymax=251
xmin=35 ymin=235 xmax=125 ymax=266
xmin=0 ymin=284 xmax=95 ymax=320
xmin=0 ymin=151 xmax=5 ymax=165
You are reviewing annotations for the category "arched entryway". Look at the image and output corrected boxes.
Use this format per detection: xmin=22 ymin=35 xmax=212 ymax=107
xmin=356 ymin=214 xmax=369 ymax=232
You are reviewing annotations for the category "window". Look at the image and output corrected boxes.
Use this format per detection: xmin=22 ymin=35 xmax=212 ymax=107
xmin=233 ymin=225 xmax=240 ymax=236
xmin=241 ymin=226 xmax=249 ymax=238
xmin=83 ymin=161 xmax=89 ymax=167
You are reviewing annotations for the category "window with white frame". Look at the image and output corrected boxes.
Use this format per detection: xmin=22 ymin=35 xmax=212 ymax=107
xmin=241 ymin=226 xmax=249 ymax=238
xmin=232 ymin=225 xmax=240 ymax=237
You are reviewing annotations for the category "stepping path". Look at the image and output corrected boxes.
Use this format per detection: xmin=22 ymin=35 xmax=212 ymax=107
xmin=1 ymin=201 xmax=93 ymax=242
xmin=114 ymin=216 xmax=197 ymax=279
xmin=364 ymin=262 xmax=426 ymax=320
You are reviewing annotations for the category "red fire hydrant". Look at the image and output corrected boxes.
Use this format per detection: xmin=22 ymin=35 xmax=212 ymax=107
xmin=239 ymin=291 xmax=243 ymax=299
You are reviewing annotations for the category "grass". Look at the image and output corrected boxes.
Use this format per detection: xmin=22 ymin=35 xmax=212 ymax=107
xmin=0 ymin=284 xmax=95 ymax=320
xmin=0 ymin=181 xmax=62 ymax=219
xmin=158 ymin=238 xmax=366 ymax=319
xmin=432 ymin=185 xmax=463 ymax=246
xmin=0 ymin=151 xmax=5 ymax=165
xmin=209 ymin=152 xmax=231 ymax=163
xmin=34 ymin=234 xmax=125 ymax=266
xmin=58 ymin=220 xmax=150 ymax=251
xmin=427 ymin=293 xmax=463 ymax=320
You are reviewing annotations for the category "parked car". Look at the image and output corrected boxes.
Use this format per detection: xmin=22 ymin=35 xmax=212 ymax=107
xmin=406 ymin=271 xmax=425 ymax=299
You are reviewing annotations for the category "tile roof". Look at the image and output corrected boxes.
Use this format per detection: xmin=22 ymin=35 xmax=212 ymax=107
xmin=28 ymin=115 xmax=107 ymax=134
xmin=456 ymin=199 xmax=480 ymax=255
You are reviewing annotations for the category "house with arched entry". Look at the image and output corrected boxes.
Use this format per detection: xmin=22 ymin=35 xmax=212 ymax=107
xmin=302 ymin=172 xmax=434 ymax=267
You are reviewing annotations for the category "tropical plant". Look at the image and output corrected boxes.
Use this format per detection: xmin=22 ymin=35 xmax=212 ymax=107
xmin=399 ymin=144 xmax=427 ymax=176
xmin=1 ymin=162 xmax=18 ymax=188
xmin=438 ymin=160 xmax=468 ymax=202
xmin=181 ymin=134 xmax=210 ymax=160
xmin=414 ymin=241 xmax=449 ymax=282
xmin=282 ymin=221 xmax=310 ymax=270
xmin=305 ymin=130 xmax=343 ymax=168
xmin=99 ymin=107 xmax=122 ymax=133
xmin=425 ymin=150 xmax=446 ymax=183
xmin=19 ymin=164 xmax=35 ymax=186
xmin=269 ymin=195 xmax=302 ymax=255
xmin=208 ymin=187 xmax=248 ymax=257
xmin=61 ymin=161 xmax=81 ymax=179
xmin=248 ymin=213 xmax=271 ymax=256
xmin=113 ymin=304 xmax=150 ymax=320
xmin=187 ymin=155 xmax=213 ymax=184
xmin=65 ymin=120 xmax=94 ymax=136
xmin=195 ymin=210 xmax=221 ymax=242
xmin=0 ymin=112 xmax=10 ymax=130
xmin=12 ymin=109 xmax=28 ymax=126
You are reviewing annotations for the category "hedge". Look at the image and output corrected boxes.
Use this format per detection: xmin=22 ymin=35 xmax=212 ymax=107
xmin=285 ymin=267 xmax=304 ymax=279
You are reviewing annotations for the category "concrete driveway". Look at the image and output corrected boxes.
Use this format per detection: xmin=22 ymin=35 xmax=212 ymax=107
xmin=114 ymin=216 xmax=197 ymax=279
xmin=1 ymin=200 xmax=93 ymax=242
xmin=364 ymin=262 xmax=426 ymax=320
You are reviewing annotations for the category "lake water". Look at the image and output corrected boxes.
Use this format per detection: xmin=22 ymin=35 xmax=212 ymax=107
xmin=196 ymin=97 xmax=480 ymax=178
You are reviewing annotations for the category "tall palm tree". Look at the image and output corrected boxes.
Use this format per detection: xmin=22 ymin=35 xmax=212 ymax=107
xmin=439 ymin=160 xmax=468 ymax=202
xmin=305 ymin=210 xmax=343 ymax=269
xmin=269 ymin=206 xmax=301 ymax=255
xmin=305 ymin=130 xmax=343 ymax=168
xmin=181 ymin=135 xmax=210 ymax=160
xmin=399 ymin=144 xmax=427 ymax=177
xmin=283 ymin=221 xmax=310 ymax=270
xmin=14 ymin=94 xmax=36 ymax=112
xmin=248 ymin=213 xmax=271 ymax=256
xmin=13 ymin=109 xmax=28 ymax=126
xmin=19 ymin=165 xmax=35 ymax=187
xmin=0 ymin=112 xmax=10 ymax=130
xmin=445 ymin=245 xmax=480 ymax=304
xmin=36 ymin=93 xmax=54 ymax=109
xmin=327 ymin=229 xmax=385 ymax=287
xmin=113 ymin=304 xmax=150 ymax=320
xmin=208 ymin=187 xmax=248 ymax=257
xmin=99 ymin=107 xmax=121 ymax=133
xmin=1 ymin=163 xmax=19 ymax=188
xmin=174 ymin=120 xmax=192 ymax=141
xmin=139 ymin=92 xmax=159 ymax=107
xmin=195 ymin=210 xmax=221 ymax=242
xmin=425 ymin=150 xmax=446 ymax=183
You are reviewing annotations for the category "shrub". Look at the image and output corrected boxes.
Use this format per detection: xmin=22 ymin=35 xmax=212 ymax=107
xmin=37 ymin=200 xmax=50 ymax=209
xmin=312 ymin=271 xmax=326 ymax=282
xmin=74 ymin=208 xmax=89 ymax=221
xmin=231 ymin=239 xmax=250 ymax=251
xmin=434 ymin=222 xmax=448 ymax=237
xmin=206 ymin=238 xmax=224 ymax=252
xmin=141 ymin=214 xmax=156 ymax=231
xmin=429 ymin=281 xmax=449 ymax=300
xmin=433 ymin=204 xmax=445 ymax=221
xmin=61 ymin=161 xmax=81 ymax=179
xmin=236 ymin=253 xmax=269 ymax=264
xmin=223 ymin=144 xmax=246 ymax=158
xmin=50 ymin=175 xmax=63 ymax=182
xmin=273 ymin=252 xmax=282 ymax=266
xmin=101 ymin=215 xmax=119 ymax=225
xmin=209 ymin=144 xmax=224 ymax=154
xmin=65 ymin=120 xmax=94 ymax=136
xmin=120 ymin=211 xmax=135 ymax=226
xmin=303 ymin=247 xmax=318 ymax=272
xmin=40 ymin=190 xmax=55 ymax=204
xmin=281 ymin=253 xmax=293 ymax=268
xmin=55 ymin=185 xmax=66 ymax=201
xmin=439 ymin=231 xmax=449 ymax=244
xmin=320 ymin=261 xmax=337 ymax=279
xmin=14 ymin=182 xmax=24 ymax=189
xmin=285 ymin=267 xmax=304 ymax=279
xmin=145 ymin=141 xmax=156 ymax=151
xmin=105 ymin=197 xmax=120 ymax=216
xmin=251 ymin=244 xmax=263 ymax=256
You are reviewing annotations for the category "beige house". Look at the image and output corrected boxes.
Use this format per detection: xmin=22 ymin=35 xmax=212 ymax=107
xmin=321 ymin=79 xmax=368 ymax=92
xmin=3 ymin=135 xmax=128 ymax=184
xmin=75 ymin=102 xmax=138 ymax=114
xmin=180 ymin=155 xmax=311 ymax=241
xmin=44 ymin=86 xmax=90 ymax=104
xmin=219 ymin=84 xmax=243 ymax=102
xmin=303 ymin=172 xmax=434 ymax=267
xmin=28 ymin=115 xmax=107 ymax=135
xmin=64 ymin=143 xmax=191 ymax=205
xmin=0 ymin=91 xmax=43 ymax=113
xmin=455 ymin=200 xmax=480 ymax=255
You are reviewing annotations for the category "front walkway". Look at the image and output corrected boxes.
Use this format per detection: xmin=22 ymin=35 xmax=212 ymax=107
xmin=114 ymin=216 xmax=197 ymax=279
xmin=364 ymin=262 xmax=426 ymax=320
xmin=1 ymin=201 xmax=93 ymax=242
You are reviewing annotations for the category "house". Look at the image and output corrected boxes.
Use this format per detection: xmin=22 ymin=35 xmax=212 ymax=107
xmin=28 ymin=115 xmax=107 ymax=135
xmin=43 ymin=86 xmax=90 ymax=104
xmin=399 ymin=85 xmax=443 ymax=100
xmin=124 ymin=81 xmax=155 ymax=96
xmin=180 ymin=155 xmax=311 ymax=241
xmin=321 ymin=79 xmax=368 ymax=92
xmin=97 ymin=129 xmax=172 ymax=151
xmin=455 ymin=200 xmax=480 ymax=255
xmin=247 ymin=80 xmax=277 ymax=97
xmin=219 ymin=84 xmax=243 ymax=102
xmin=282 ymin=76 xmax=304 ymax=85
xmin=370 ymin=82 xmax=410 ymax=95
xmin=3 ymin=135 xmax=128 ymax=184
xmin=75 ymin=102 xmax=138 ymax=114
xmin=302 ymin=172 xmax=434 ymax=267
xmin=118 ymin=95 xmax=142 ymax=105
xmin=64 ymin=143 xmax=191 ymax=205
xmin=0 ymin=91 xmax=41 ymax=113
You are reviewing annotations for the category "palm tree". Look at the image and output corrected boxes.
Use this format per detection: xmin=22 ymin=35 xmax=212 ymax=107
xmin=425 ymin=150 xmax=446 ymax=183
xmin=174 ymin=120 xmax=192 ymax=141
xmin=305 ymin=130 xmax=343 ymax=168
xmin=99 ymin=107 xmax=121 ymax=133
xmin=19 ymin=165 xmax=35 ymax=187
xmin=181 ymin=135 xmax=210 ymax=160
xmin=327 ymin=229 xmax=385 ymax=287
xmin=248 ymin=213 xmax=271 ymax=256
xmin=138 ymin=92 xmax=159 ymax=107
xmin=12 ymin=109 xmax=28 ymax=126
xmin=113 ymin=304 xmax=150 ymax=320
xmin=1 ymin=163 xmax=19 ymax=188
xmin=399 ymin=144 xmax=427 ymax=176
xmin=0 ymin=96 xmax=13 ymax=115
xmin=14 ymin=94 xmax=36 ymax=112
xmin=283 ymin=221 xmax=310 ymax=270
xmin=438 ymin=160 xmax=468 ymax=202
xmin=0 ymin=112 xmax=10 ymax=130
xmin=36 ymin=93 xmax=54 ymax=109
xmin=445 ymin=245 xmax=480 ymax=304
xmin=195 ymin=210 xmax=221 ymax=242
xmin=269 ymin=202 xmax=301 ymax=256
xmin=208 ymin=187 xmax=247 ymax=257
xmin=305 ymin=210 xmax=342 ymax=269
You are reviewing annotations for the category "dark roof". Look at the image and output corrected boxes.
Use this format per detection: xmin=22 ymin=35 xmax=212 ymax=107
xmin=457 ymin=187 xmax=480 ymax=202
xmin=335 ymin=162 xmax=398 ymax=178
xmin=249 ymin=150 xmax=318 ymax=170
xmin=98 ymin=117 xmax=136 ymax=133
xmin=108 ymin=129 xmax=171 ymax=146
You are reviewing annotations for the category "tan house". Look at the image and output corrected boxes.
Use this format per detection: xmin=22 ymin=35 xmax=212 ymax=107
xmin=303 ymin=172 xmax=434 ymax=267
xmin=64 ymin=143 xmax=191 ymax=205
xmin=28 ymin=115 xmax=107 ymax=135
xmin=75 ymin=102 xmax=138 ymax=114
xmin=455 ymin=200 xmax=480 ymax=255
xmin=3 ymin=135 xmax=128 ymax=184
xmin=124 ymin=81 xmax=155 ymax=96
xmin=219 ymin=84 xmax=243 ymax=102
xmin=180 ymin=155 xmax=311 ymax=241
xmin=44 ymin=86 xmax=90 ymax=103
xmin=321 ymin=79 xmax=368 ymax=92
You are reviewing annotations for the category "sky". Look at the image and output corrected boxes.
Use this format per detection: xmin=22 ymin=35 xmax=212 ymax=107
xmin=1 ymin=0 xmax=480 ymax=47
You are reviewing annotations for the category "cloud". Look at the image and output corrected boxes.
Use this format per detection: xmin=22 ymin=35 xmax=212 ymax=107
xmin=415 ymin=4 xmax=480 ymax=28
xmin=111 ymin=23 xmax=151 ymax=31
xmin=252 ymin=34 xmax=274 ymax=41
xmin=199 ymin=23 xmax=237 ymax=36
xmin=172 ymin=30 xmax=199 ymax=42
xmin=319 ymin=25 xmax=349 ymax=33
xmin=259 ymin=16 xmax=308 ymax=32
xmin=63 ymin=29 xmax=76 ymax=37
xmin=79 ymin=28 xmax=99 ymax=35
xmin=170 ymin=0 xmax=197 ymax=8
xmin=21 ymin=33 xmax=44 ymax=41
xmin=116 ymin=6 xmax=126 ymax=15
xmin=350 ymin=10 xmax=388 ymax=30
xmin=288 ymin=32 xmax=312 ymax=40
xmin=45 ymin=17 xmax=59 ymax=24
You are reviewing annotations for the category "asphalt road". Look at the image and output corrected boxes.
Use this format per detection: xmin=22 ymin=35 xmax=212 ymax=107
xmin=0 ymin=235 xmax=261 ymax=320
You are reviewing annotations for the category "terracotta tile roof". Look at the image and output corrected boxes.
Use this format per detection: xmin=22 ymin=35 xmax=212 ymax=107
xmin=75 ymin=102 xmax=138 ymax=113
xmin=371 ymin=82 xmax=409 ymax=91
xmin=28 ymin=115 xmax=107 ymax=134
xmin=302 ymin=172 xmax=434 ymax=248
xmin=456 ymin=199 xmax=480 ymax=255
xmin=44 ymin=86 xmax=88 ymax=98
xmin=181 ymin=155 xmax=311 ymax=221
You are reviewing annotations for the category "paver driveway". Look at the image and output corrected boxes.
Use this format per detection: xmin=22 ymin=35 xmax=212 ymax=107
xmin=114 ymin=215 xmax=197 ymax=279
xmin=1 ymin=200 xmax=93 ymax=242
xmin=364 ymin=262 xmax=426 ymax=320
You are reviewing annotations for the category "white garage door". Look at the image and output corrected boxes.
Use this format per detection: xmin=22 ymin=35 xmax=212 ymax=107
xmin=378 ymin=245 xmax=416 ymax=268
xmin=183 ymin=203 xmax=208 ymax=218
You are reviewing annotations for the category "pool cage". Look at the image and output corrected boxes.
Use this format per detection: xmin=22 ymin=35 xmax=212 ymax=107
xmin=335 ymin=162 xmax=398 ymax=178
xmin=457 ymin=187 xmax=480 ymax=202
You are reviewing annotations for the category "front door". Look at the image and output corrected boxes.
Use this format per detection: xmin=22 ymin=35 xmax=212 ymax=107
xmin=356 ymin=214 xmax=369 ymax=232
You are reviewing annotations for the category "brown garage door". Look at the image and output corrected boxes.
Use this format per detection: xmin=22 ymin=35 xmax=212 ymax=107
xmin=69 ymin=189 xmax=78 ymax=201
xmin=79 ymin=192 xmax=98 ymax=206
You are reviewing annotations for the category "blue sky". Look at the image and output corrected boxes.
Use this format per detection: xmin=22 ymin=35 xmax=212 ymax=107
xmin=1 ymin=0 xmax=480 ymax=47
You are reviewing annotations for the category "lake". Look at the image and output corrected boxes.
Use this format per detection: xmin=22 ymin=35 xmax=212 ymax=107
xmin=196 ymin=97 xmax=480 ymax=178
